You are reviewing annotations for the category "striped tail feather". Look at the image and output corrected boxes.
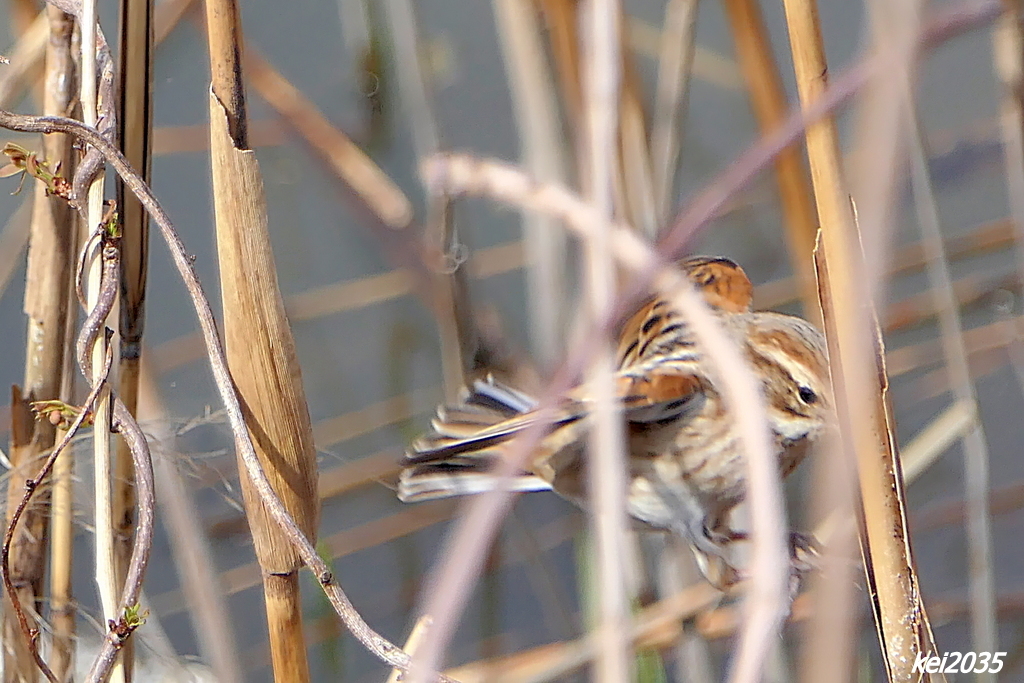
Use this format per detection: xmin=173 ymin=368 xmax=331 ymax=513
xmin=399 ymin=376 xmax=567 ymax=502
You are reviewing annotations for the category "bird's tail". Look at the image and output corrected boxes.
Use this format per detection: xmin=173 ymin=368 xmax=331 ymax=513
xmin=398 ymin=376 xmax=561 ymax=502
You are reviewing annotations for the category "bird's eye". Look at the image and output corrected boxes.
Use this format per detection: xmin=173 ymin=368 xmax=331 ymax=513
xmin=798 ymin=387 xmax=818 ymax=404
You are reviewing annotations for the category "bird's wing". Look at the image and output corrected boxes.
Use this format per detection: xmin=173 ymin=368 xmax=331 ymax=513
xmin=615 ymin=297 xmax=704 ymax=370
xmin=617 ymin=359 xmax=708 ymax=424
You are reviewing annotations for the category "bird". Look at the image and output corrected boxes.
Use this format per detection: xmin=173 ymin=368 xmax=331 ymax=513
xmin=398 ymin=256 xmax=829 ymax=585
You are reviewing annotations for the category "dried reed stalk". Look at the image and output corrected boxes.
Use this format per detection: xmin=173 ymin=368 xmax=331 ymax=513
xmin=722 ymin=0 xmax=820 ymax=324
xmin=388 ymin=617 xmax=434 ymax=683
xmin=40 ymin=7 xmax=79 ymax=680
xmin=779 ymin=0 xmax=942 ymax=680
xmin=79 ymin=0 xmax=125 ymax=678
xmin=113 ymin=0 xmax=155 ymax=675
xmin=201 ymin=0 xmax=319 ymax=679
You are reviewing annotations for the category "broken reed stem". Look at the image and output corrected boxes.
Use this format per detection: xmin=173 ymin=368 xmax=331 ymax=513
xmin=780 ymin=0 xmax=944 ymax=680
xmin=202 ymin=0 xmax=318 ymax=679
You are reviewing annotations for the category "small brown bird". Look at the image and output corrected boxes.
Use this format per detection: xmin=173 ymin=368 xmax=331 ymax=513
xmin=399 ymin=256 xmax=828 ymax=579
